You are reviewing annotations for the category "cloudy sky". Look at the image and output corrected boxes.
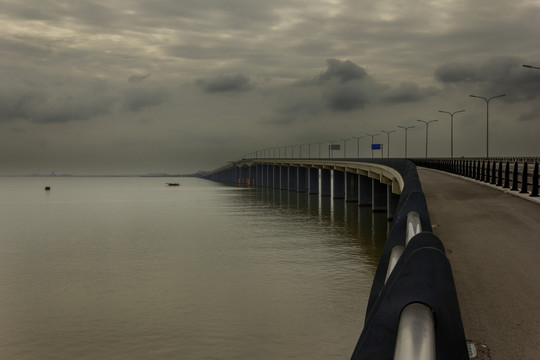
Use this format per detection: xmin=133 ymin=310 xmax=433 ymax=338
xmin=1 ymin=0 xmax=539 ymax=175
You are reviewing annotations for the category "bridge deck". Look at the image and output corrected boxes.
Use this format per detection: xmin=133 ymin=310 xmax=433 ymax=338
xmin=417 ymin=167 xmax=540 ymax=360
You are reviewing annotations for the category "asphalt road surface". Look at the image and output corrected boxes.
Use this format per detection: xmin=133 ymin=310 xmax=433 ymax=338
xmin=417 ymin=167 xmax=540 ymax=360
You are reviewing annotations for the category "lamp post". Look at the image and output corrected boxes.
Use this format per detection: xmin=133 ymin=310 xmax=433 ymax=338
xmin=469 ymin=94 xmax=505 ymax=158
xmin=316 ymin=142 xmax=324 ymax=158
xmin=438 ymin=110 xmax=465 ymax=159
xmin=352 ymin=136 xmax=363 ymax=158
xmin=416 ymin=120 xmax=438 ymax=158
xmin=366 ymin=133 xmax=380 ymax=158
xmin=397 ymin=126 xmax=414 ymax=158
xmin=381 ymin=130 xmax=396 ymax=158
xmin=341 ymin=138 xmax=350 ymax=158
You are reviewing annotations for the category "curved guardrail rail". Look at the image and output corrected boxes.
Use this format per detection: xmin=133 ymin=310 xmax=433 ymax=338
xmin=349 ymin=160 xmax=467 ymax=360
xmin=201 ymin=159 xmax=469 ymax=359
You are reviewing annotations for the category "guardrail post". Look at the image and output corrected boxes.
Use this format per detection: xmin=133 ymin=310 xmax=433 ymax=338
xmin=520 ymin=162 xmax=529 ymax=194
xmin=497 ymin=161 xmax=503 ymax=187
xmin=511 ymin=161 xmax=519 ymax=191
xmin=503 ymin=161 xmax=510 ymax=188
xmin=531 ymin=161 xmax=539 ymax=197
xmin=485 ymin=161 xmax=491 ymax=183
xmin=481 ymin=160 xmax=485 ymax=181
xmin=490 ymin=160 xmax=497 ymax=185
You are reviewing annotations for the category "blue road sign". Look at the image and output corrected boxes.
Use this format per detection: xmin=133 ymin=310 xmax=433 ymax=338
xmin=371 ymin=144 xmax=381 ymax=150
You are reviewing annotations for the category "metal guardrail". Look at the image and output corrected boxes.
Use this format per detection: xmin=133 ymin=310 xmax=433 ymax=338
xmin=394 ymin=303 xmax=436 ymax=360
xmin=412 ymin=158 xmax=539 ymax=197
xmin=350 ymin=160 xmax=468 ymax=360
xmin=384 ymin=212 xmax=436 ymax=360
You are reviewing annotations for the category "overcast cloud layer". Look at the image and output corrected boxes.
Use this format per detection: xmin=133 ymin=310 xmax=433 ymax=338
xmin=1 ymin=0 xmax=539 ymax=174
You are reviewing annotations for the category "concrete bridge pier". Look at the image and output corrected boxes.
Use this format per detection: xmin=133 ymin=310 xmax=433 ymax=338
xmin=289 ymin=166 xmax=298 ymax=191
xmin=333 ymin=170 xmax=345 ymax=199
xmin=386 ymin=185 xmax=399 ymax=220
xmin=346 ymin=172 xmax=359 ymax=202
xmin=308 ymin=168 xmax=319 ymax=195
xmin=372 ymin=179 xmax=387 ymax=212
xmin=358 ymin=175 xmax=372 ymax=206
xmin=257 ymin=164 xmax=263 ymax=187
xmin=321 ymin=169 xmax=331 ymax=196
xmin=273 ymin=165 xmax=280 ymax=189
xmin=297 ymin=167 xmax=307 ymax=193
xmin=280 ymin=166 xmax=288 ymax=190
xmin=248 ymin=165 xmax=255 ymax=186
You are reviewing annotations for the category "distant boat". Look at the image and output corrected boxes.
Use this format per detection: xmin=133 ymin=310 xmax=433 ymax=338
xmin=45 ymin=186 xmax=51 ymax=191
xmin=166 ymin=183 xmax=180 ymax=186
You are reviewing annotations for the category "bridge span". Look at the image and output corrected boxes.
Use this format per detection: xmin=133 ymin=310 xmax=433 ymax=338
xmin=202 ymin=157 xmax=539 ymax=359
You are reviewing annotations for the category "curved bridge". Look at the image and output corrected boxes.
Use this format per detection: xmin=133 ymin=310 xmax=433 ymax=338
xmin=202 ymin=158 xmax=469 ymax=359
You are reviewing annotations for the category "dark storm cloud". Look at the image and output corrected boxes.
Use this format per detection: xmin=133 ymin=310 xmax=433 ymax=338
xmin=382 ymin=82 xmax=440 ymax=103
xmin=434 ymin=62 xmax=479 ymax=83
xmin=300 ymin=59 xmax=437 ymax=112
xmin=196 ymin=74 xmax=254 ymax=93
xmin=312 ymin=59 xmax=380 ymax=111
xmin=128 ymin=74 xmax=152 ymax=83
xmin=318 ymin=59 xmax=368 ymax=83
xmin=122 ymin=87 xmax=169 ymax=112
xmin=435 ymin=56 xmax=540 ymax=102
xmin=0 ymin=79 xmax=116 ymax=123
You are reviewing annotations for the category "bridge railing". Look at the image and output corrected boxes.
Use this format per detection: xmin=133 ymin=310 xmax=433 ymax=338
xmin=350 ymin=160 xmax=468 ymax=360
xmin=411 ymin=158 xmax=539 ymax=197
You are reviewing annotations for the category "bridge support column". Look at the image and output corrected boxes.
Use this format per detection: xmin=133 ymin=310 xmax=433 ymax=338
xmin=358 ymin=175 xmax=372 ymax=206
xmin=257 ymin=165 xmax=263 ymax=187
xmin=263 ymin=165 xmax=269 ymax=187
xmin=386 ymin=185 xmax=399 ymax=220
xmin=333 ymin=170 xmax=345 ymax=199
xmin=372 ymin=179 xmax=387 ymax=212
xmin=297 ymin=167 xmax=307 ymax=192
xmin=346 ymin=172 xmax=359 ymax=202
xmin=289 ymin=167 xmax=298 ymax=191
xmin=308 ymin=168 xmax=319 ymax=194
xmin=273 ymin=165 xmax=280 ymax=189
xmin=280 ymin=166 xmax=288 ymax=190
xmin=321 ymin=169 xmax=331 ymax=196
xmin=248 ymin=165 xmax=255 ymax=186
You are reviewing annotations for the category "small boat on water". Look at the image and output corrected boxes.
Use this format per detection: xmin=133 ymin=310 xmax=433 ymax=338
xmin=166 ymin=183 xmax=180 ymax=186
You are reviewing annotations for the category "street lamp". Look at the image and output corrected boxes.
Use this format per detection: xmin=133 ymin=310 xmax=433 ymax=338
xmin=366 ymin=133 xmax=380 ymax=158
xmin=416 ymin=120 xmax=438 ymax=158
xmin=439 ymin=110 xmax=466 ymax=159
xmin=316 ymin=142 xmax=324 ymax=158
xmin=341 ymin=138 xmax=350 ymax=158
xmin=381 ymin=130 xmax=396 ymax=158
xmin=352 ymin=136 xmax=363 ymax=158
xmin=397 ymin=126 xmax=415 ymax=158
xmin=469 ymin=94 xmax=506 ymax=158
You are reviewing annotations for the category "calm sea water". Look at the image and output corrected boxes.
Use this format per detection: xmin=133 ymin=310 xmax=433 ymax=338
xmin=0 ymin=177 xmax=389 ymax=359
